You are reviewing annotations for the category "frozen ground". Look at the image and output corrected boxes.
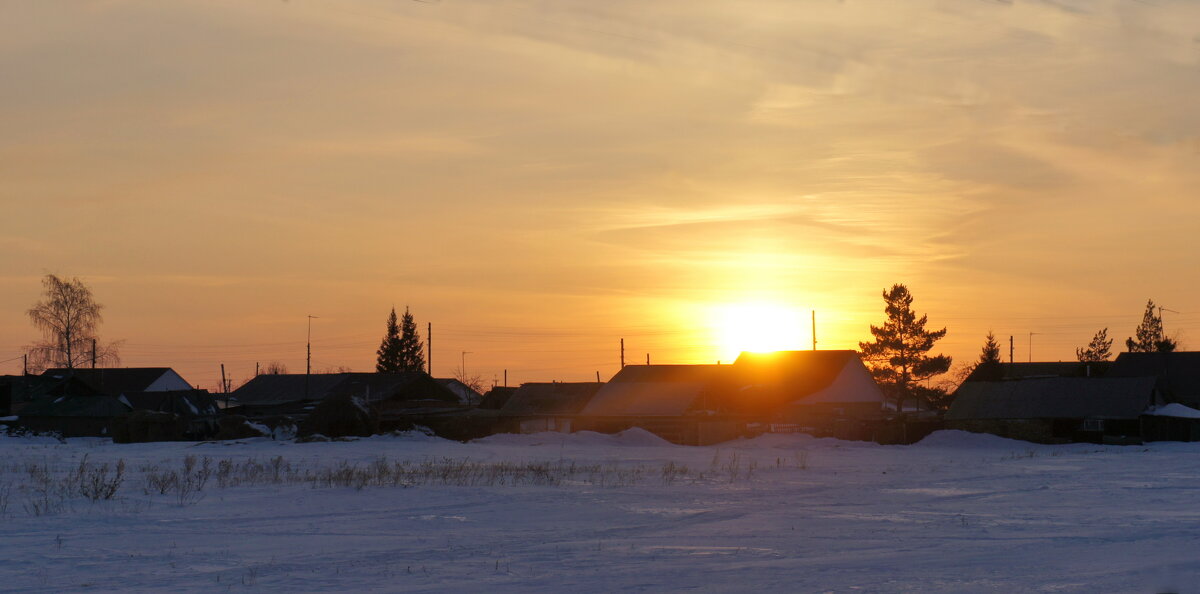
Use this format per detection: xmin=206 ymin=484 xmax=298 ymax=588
xmin=2 ymin=429 xmax=1200 ymax=593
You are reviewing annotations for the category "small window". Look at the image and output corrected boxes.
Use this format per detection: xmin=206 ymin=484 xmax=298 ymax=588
xmin=1080 ymin=419 xmax=1104 ymax=432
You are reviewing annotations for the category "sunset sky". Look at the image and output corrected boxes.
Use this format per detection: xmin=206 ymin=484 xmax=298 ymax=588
xmin=3 ymin=0 xmax=1200 ymax=390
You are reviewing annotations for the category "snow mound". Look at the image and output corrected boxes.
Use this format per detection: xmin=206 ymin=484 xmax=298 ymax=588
xmin=914 ymin=430 xmax=1049 ymax=450
xmin=1145 ymin=403 xmax=1200 ymax=419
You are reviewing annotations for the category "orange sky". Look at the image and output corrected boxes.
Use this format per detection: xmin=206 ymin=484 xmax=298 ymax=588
xmin=4 ymin=1 xmax=1200 ymax=390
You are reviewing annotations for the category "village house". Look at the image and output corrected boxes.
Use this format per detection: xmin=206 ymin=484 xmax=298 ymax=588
xmin=497 ymin=382 xmax=605 ymax=434
xmin=577 ymin=350 xmax=885 ymax=445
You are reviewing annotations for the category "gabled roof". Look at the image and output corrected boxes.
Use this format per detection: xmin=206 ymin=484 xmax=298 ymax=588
xmin=231 ymin=372 xmax=458 ymax=405
xmin=946 ymin=376 xmax=1160 ymax=421
xmin=963 ymin=361 xmax=1100 ymax=383
xmin=328 ymin=373 xmax=459 ymax=403
xmin=582 ymin=365 xmax=731 ymax=417
xmin=20 ymin=394 xmax=132 ymax=418
xmin=41 ymin=368 xmax=188 ymax=396
xmin=230 ymin=374 xmax=347 ymax=405
xmin=733 ymin=350 xmax=876 ymax=404
xmin=1109 ymin=352 xmax=1200 ymax=405
xmin=120 ymin=390 xmax=219 ymax=417
xmin=436 ymin=378 xmax=485 ymax=405
xmin=501 ymin=382 xmax=604 ymax=416
xmin=479 ymin=386 xmax=517 ymax=410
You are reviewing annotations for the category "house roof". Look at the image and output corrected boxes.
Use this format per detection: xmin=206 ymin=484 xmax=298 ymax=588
xmin=733 ymin=350 xmax=869 ymax=402
xmin=435 ymin=378 xmax=485 ymax=404
xmin=41 ymin=368 xmax=184 ymax=396
xmin=962 ymin=361 xmax=1101 ymax=383
xmin=231 ymin=374 xmax=347 ymax=405
xmin=20 ymin=394 xmax=132 ymax=418
xmin=231 ymin=372 xmax=458 ymax=405
xmin=120 ymin=390 xmax=219 ymax=417
xmin=1108 ymin=352 xmax=1200 ymax=405
xmin=946 ymin=376 xmax=1160 ymax=421
xmin=501 ymin=382 xmax=604 ymax=416
xmin=582 ymin=365 xmax=731 ymax=417
xmin=479 ymin=386 xmax=517 ymax=410
xmin=328 ymin=373 xmax=459 ymax=403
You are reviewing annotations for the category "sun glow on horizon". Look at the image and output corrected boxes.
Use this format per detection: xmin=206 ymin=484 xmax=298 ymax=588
xmin=712 ymin=301 xmax=808 ymax=362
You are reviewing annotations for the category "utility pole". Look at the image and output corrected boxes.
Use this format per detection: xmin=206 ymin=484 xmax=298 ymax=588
xmin=306 ymin=315 xmax=318 ymax=400
xmin=620 ymin=338 xmax=625 ymax=368
xmin=1028 ymin=332 xmax=1039 ymax=363
xmin=646 ymin=353 xmax=650 ymax=365
xmin=220 ymin=363 xmax=227 ymax=395
xmin=812 ymin=310 xmax=817 ymax=350
xmin=503 ymin=369 xmax=507 ymax=387
xmin=23 ymin=353 xmax=27 ymax=376
xmin=427 ymin=322 xmax=432 ymax=375
xmin=596 ymin=371 xmax=601 ymax=383
xmin=1009 ymin=335 xmax=1014 ymax=364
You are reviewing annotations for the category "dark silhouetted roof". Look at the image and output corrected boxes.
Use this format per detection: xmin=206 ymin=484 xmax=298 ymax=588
xmin=583 ymin=365 xmax=731 ymax=417
xmin=1109 ymin=352 xmax=1200 ymax=406
xmin=42 ymin=368 xmax=189 ymax=396
xmin=120 ymin=390 xmax=219 ymax=417
xmin=436 ymin=378 xmax=484 ymax=405
xmin=963 ymin=361 xmax=1102 ymax=383
xmin=479 ymin=386 xmax=517 ymax=410
xmin=231 ymin=373 xmax=458 ymax=405
xmin=20 ymin=394 xmax=132 ymax=418
xmin=501 ymin=382 xmax=604 ymax=416
xmin=946 ymin=376 xmax=1160 ymax=421
xmin=230 ymin=374 xmax=347 ymax=405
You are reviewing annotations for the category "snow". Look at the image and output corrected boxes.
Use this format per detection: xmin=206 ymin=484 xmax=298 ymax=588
xmin=1145 ymin=403 xmax=1200 ymax=419
xmin=3 ymin=430 xmax=1200 ymax=592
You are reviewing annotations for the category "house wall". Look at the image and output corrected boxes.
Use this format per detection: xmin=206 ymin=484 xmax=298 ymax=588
xmin=145 ymin=370 xmax=193 ymax=392
xmin=794 ymin=362 xmax=884 ymax=405
xmin=947 ymin=419 xmax=1061 ymax=444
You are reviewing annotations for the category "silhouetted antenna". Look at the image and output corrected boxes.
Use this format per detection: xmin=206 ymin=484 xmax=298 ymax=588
xmin=1009 ymin=335 xmax=1014 ymax=364
xmin=620 ymin=338 xmax=625 ymax=368
xmin=427 ymin=322 xmax=432 ymax=375
xmin=812 ymin=310 xmax=817 ymax=350
xmin=306 ymin=315 xmax=318 ymax=400
xmin=646 ymin=353 xmax=650 ymax=365
xmin=1158 ymin=306 xmax=1179 ymax=343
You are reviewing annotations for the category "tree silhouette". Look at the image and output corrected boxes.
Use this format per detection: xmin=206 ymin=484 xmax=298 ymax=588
xmin=375 ymin=307 xmax=404 ymax=373
xmin=397 ymin=307 xmax=426 ymax=373
xmin=978 ymin=331 xmax=1002 ymax=366
xmin=26 ymin=274 xmax=120 ymax=372
xmin=1125 ymin=300 xmax=1177 ymax=353
xmin=1077 ymin=328 xmax=1113 ymax=362
xmin=858 ymin=284 xmax=952 ymax=411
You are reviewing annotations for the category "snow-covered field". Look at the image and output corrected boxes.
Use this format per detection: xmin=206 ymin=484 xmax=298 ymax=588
xmin=3 ymin=429 xmax=1200 ymax=593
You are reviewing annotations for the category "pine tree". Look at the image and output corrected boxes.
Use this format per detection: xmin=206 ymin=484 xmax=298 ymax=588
xmin=375 ymin=307 xmax=404 ymax=373
xmin=1077 ymin=328 xmax=1113 ymax=362
xmin=978 ymin=331 xmax=1002 ymax=366
xmin=858 ymin=284 xmax=952 ymax=411
xmin=397 ymin=306 xmax=426 ymax=373
xmin=1125 ymin=300 xmax=1177 ymax=353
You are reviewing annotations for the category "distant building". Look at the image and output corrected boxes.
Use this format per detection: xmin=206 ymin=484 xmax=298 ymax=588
xmin=947 ymin=376 xmax=1161 ymax=444
xmin=577 ymin=350 xmax=885 ymax=445
xmin=41 ymin=367 xmax=193 ymax=395
xmin=498 ymin=382 xmax=604 ymax=434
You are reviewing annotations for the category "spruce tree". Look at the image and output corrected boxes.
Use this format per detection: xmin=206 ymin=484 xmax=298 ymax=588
xmin=397 ymin=306 xmax=426 ymax=373
xmin=978 ymin=331 xmax=1002 ymax=366
xmin=1125 ymin=300 xmax=1177 ymax=353
xmin=375 ymin=307 xmax=404 ymax=373
xmin=858 ymin=284 xmax=952 ymax=411
xmin=1077 ymin=328 xmax=1113 ymax=362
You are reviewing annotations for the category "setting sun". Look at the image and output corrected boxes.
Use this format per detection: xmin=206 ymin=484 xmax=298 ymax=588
xmin=712 ymin=302 xmax=808 ymax=361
